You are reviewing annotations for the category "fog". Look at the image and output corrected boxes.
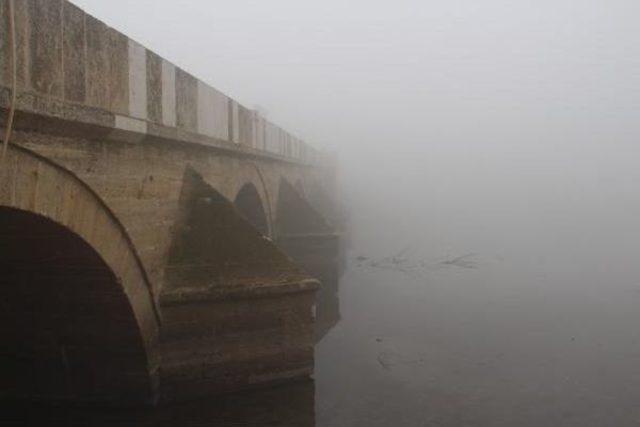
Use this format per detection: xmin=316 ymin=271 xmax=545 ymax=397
xmin=73 ymin=0 xmax=640 ymax=253
xmin=70 ymin=1 xmax=640 ymax=424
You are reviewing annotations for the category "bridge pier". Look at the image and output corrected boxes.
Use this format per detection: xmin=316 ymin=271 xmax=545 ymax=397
xmin=0 ymin=0 xmax=338 ymax=405
xmin=156 ymin=170 xmax=319 ymax=402
xmin=158 ymin=282 xmax=317 ymax=402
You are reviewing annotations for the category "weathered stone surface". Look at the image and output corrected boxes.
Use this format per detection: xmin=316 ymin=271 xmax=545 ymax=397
xmin=254 ymin=115 xmax=266 ymax=150
xmin=175 ymin=68 xmax=197 ymax=132
xmin=28 ymin=0 xmax=63 ymax=97
xmin=14 ymin=0 xmax=30 ymax=89
xmin=197 ymin=80 xmax=228 ymax=140
xmin=108 ymin=29 xmax=129 ymax=114
xmin=62 ymin=2 xmax=86 ymax=102
xmin=128 ymin=40 xmax=147 ymax=119
xmin=238 ymin=104 xmax=254 ymax=146
xmin=163 ymin=169 xmax=304 ymax=290
xmin=161 ymin=59 xmax=176 ymax=127
xmin=85 ymin=16 xmax=129 ymax=113
xmin=158 ymin=289 xmax=316 ymax=402
xmin=85 ymin=15 xmax=110 ymax=110
xmin=0 ymin=0 xmax=8 ymax=86
xmin=146 ymin=50 xmax=163 ymax=123
xmin=8 ymin=125 xmax=330 ymax=298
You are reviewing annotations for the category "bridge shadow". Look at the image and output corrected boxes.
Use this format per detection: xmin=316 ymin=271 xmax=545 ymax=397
xmin=164 ymin=168 xmax=303 ymax=290
xmin=0 ymin=380 xmax=316 ymax=426
xmin=0 ymin=207 xmax=153 ymax=405
xmin=234 ymin=182 xmax=270 ymax=236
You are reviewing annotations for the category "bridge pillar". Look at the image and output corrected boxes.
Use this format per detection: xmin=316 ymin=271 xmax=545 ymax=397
xmin=275 ymin=179 xmax=341 ymax=277
xmin=157 ymin=170 xmax=318 ymax=402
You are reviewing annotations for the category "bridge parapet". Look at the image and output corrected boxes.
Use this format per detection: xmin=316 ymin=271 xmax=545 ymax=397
xmin=0 ymin=0 xmax=317 ymax=163
xmin=0 ymin=0 xmax=340 ymax=405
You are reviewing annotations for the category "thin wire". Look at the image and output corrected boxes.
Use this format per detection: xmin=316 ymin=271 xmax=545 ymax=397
xmin=1 ymin=0 xmax=17 ymax=168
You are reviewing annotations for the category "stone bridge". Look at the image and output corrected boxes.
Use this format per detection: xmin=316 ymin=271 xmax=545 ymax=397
xmin=0 ymin=0 xmax=339 ymax=405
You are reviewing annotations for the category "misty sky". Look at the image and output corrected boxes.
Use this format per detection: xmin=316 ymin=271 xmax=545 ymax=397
xmin=71 ymin=0 xmax=640 ymax=149
xmin=72 ymin=0 xmax=640 ymax=254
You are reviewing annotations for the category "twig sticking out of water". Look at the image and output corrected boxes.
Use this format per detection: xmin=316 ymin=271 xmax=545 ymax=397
xmin=439 ymin=253 xmax=478 ymax=269
xmin=353 ymin=249 xmax=480 ymax=277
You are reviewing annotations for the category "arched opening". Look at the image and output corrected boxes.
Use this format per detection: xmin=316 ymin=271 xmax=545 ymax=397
xmin=166 ymin=170 xmax=301 ymax=290
xmin=304 ymin=178 xmax=344 ymax=230
xmin=276 ymin=178 xmax=332 ymax=238
xmin=0 ymin=207 xmax=153 ymax=404
xmin=234 ymin=183 xmax=269 ymax=236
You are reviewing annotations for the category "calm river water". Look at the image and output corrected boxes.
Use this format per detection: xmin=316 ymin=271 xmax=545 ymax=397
xmin=4 ymin=222 xmax=640 ymax=426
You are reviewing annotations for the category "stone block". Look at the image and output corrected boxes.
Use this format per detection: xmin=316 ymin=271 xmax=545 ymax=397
xmin=175 ymin=67 xmax=197 ymax=132
xmin=0 ymin=0 xmax=8 ymax=87
xmin=197 ymin=80 xmax=228 ymax=140
xmin=161 ymin=59 xmax=176 ymax=127
xmin=62 ymin=1 xmax=86 ymax=103
xmin=228 ymin=98 xmax=239 ymax=143
xmin=85 ymin=15 xmax=110 ymax=109
xmin=146 ymin=50 xmax=163 ymax=123
xmin=158 ymin=289 xmax=316 ymax=402
xmin=14 ymin=0 xmax=30 ymax=89
xmin=28 ymin=0 xmax=63 ymax=97
xmin=85 ymin=15 xmax=129 ymax=113
xmin=238 ymin=104 xmax=254 ymax=146
xmin=107 ymin=29 xmax=129 ymax=114
xmin=128 ymin=39 xmax=147 ymax=119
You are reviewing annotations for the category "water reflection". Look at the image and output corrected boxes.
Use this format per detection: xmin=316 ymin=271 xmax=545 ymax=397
xmin=278 ymin=234 xmax=346 ymax=342
xmin=1 ymin=380 xmax=315 ymax=426
xmin=0 ymin=239 xmax=345 ymax=427
xmin=315 ymin=239 xmax=640 ymax=427
xmin=313 ymin=240 xmax=346 ymax=342
xmin=8 ymin=231 xmax=640 ymax=426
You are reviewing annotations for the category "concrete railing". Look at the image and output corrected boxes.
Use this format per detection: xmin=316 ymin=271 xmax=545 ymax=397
xmin=0 ymin=0 xmax=319 ymax=163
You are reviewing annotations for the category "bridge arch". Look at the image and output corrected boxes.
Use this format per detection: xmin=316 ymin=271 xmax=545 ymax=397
xmin=234 ymin=182 xmax=270 ymax=236
xmin=0 ymin=145 xmax=159 ymax=404
xmin=275 ymin=177 xmax=332 ymax=238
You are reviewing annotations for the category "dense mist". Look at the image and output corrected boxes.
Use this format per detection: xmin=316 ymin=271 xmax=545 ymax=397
xmin=73 ymin=0 xmax=640 ymax=255
xmin=67 ymin=1 xmax=640 ymax=424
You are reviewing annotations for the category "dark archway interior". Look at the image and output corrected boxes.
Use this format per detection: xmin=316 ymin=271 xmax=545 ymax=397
xmin=0 ymin=207 xmax=151 ymax=405
xmin=234 ymin=183 xmax=269 ymax=236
